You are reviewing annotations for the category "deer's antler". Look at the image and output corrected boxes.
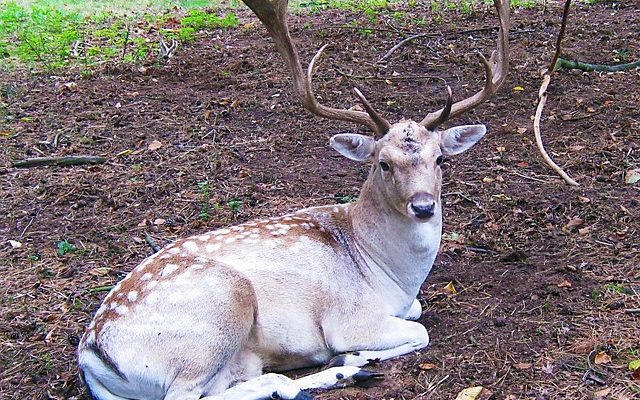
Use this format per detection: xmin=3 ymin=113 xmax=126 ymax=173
xmin=420 ymin=0 xmax=510 ymax=130
xmin=242 ymin=0 xmax=390 ymax=137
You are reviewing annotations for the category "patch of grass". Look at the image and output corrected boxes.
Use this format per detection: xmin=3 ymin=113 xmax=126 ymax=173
xmin=227 ymin=199 xmax=242 ymax=215
xmin=56 ymin=239 xmax=75 ymax=256
xmin=197 ymin=181 xmax=211 ymax=221
xmin=0 ymin=1 xmax=240 ymax=72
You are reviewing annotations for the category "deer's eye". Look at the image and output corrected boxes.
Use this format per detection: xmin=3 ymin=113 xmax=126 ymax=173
xmin=436 ymin=155 xmax=444 ymax=166
xmin=379 ymin=161 xmax=390 ymax=171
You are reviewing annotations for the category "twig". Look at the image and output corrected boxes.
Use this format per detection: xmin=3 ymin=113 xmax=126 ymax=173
xmin=533 ymin=0 xmax=579 ymax=186
xmin=12 ymin=155 xmax=107 ymax=168
xmin=378 ymin=26 xmax=500 ymax=63
xmin=625 ymin=308 xmax=640 ymax=315
xmin=144 ymin=233 xmax=161 ymax=253
xmin=336 ymin=69 xmax=445 ymax=83
xmin=555 ymin=58 xmax=640 ymax=72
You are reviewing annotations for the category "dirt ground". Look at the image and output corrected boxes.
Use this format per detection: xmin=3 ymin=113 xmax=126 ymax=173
xmin=1 ymin=2 xmax=639 ymax=399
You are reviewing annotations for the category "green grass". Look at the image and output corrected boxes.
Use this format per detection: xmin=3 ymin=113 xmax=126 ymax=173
xmin=0 ymin=0 xmax=240 ymax=72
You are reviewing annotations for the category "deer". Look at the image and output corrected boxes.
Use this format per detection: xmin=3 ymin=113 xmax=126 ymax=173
xmin=77 ymin=1 xmax=509 ymax=399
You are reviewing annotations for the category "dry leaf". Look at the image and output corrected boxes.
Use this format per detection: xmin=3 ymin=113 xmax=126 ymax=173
xmin=137 ymin=219 xmax=148 ymax=227
xmin=148 ymin=140 xmax=163 ymax=151
xmin=89 ymin=267 xmax=111 ymax=277
xmin=629 ymin=359 xmax=640 ymax=371
xmin=517 ymin=127 xmax=527 ymax=134
xmin=557 ymin=280 xmax=572 ymax=288
xmin=578 ymin=227 xmax=591 ymax=235
xmin=632 ymin=369 xmax=640 ymax=381
xmin=455 ymin=386 xmax=483 ymax=400
xmin=565 ymin=217 xmax=584 ymax=230
xmin=594 ymin=351 xmax=612 ymax=365
xmin=625 ymin=169 xmax=640 ymax=185
xmin=443 ymin=281 xmax=458 ymax=295
xmin=419 ymin=362 xmax=436 ymax=370
xmin=8 ymin=240 xmax=22 ymax=249
xmin=586 ymin=106 xmax=596 ymax=113
xmin=496 ymin=146 xmax=506 ymax=152
xmin=593 ymin=387 xmax=612 ymax=399
xmin=482 ymin=177 xmax=495 ymax=183
xmin=513 ymin=86 xmax=524 ymax=92
xmin=153 ymin=218 xmax=166 ymax=226
xmin=577 ymin=196 xmax=591 ymax=203
xmin=516 ymin=161 xmax=529 ymax=168
xmin=513 ymin=362 xmax=532 ymax=370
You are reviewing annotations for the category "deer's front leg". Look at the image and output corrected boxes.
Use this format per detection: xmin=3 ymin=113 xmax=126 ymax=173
xmin=404 ymin=298 xmax=422 ymax=321
xmin=327 ymin=316 xmax=430 ymax=368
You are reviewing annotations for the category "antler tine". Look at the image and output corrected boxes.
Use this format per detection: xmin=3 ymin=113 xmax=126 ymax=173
xmin=420 ymin=0 xmax=510 ymax=129
xmin=423 ymin=85 xmax=452 ymax=130
xmin=353 ymin=88 xmax=391 ymax=138
xmin=243 ymin=0 xmax=388 ymax=137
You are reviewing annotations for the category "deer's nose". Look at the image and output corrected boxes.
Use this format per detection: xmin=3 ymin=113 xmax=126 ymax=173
xmin=408 ymin=193 xmax=436 ymax=220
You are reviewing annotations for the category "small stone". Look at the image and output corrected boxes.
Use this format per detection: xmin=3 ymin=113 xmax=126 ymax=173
xmin=493 ymin=317 xmax=507 ymax=327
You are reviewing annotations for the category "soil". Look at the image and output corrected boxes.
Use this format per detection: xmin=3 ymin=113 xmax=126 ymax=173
xmin=1 ymin=2 xmax=639 ymax=400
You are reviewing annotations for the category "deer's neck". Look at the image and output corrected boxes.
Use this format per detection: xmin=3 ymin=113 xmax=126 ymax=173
xmin=349 ymin=175 xmax=442 ymax=311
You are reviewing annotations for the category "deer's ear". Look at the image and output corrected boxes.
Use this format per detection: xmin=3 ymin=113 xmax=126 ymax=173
xmin=439 ymin=125 xmax=486 ymax=156
xmin=330 ymin=134 xmax=376 ymax=161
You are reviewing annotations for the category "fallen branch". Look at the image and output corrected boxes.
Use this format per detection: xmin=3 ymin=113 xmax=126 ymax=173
xmin=533 ymin=0 xmax=579 ymax=186
xmin=555 ymin=58 xmax=640 ymax=72
xmin=144 ymin=233 xmax=161 ymax=253
xmin=12 ymin=155 xmax=107 ymax=168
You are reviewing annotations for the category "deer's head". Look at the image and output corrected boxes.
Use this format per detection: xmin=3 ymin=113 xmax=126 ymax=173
xmin=243 ymin=0 xmax=509 ymax=222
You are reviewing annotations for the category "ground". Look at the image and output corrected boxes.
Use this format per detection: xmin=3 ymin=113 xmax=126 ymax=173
xmin=0 ymin=2 xmax=639 ymax=399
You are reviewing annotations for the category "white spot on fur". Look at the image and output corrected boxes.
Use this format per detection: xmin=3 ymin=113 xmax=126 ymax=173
xmin=160 ymin=254 xmax=171 ymax=260
xmin=169 ymin=247 xmax=181 ymax=255
xmin=265 ymin=225 xmax=275 ymax=230
xmin=115 ymin=305 xmax=128 ymax=315
xmin=218 ymin=228 xmax=231 ymax=235
xmin=141 ymin=272 xmax=153 ymax=281
xmin=198 ymin=234 xmax=211 ymax=241
xmin=183 ymin=241 xmax=199 ymax=252
xmin=249 ymin=233 xmax=260 ymax=239
xmin=301 ymin=223 xmax=310 ymax=230
xmin=283 ymin=217 xmax=292 ymax=221
xmin=242 ymin=238 xmax=259 ymax=244
xmin=224 ymin=237 xmax=237 ymax=244
xmin=206 ymin=243 xmax=221 ymax=252
xmin=332 ymin=207 xmax=339 ymax=213
xmin=161 ymin=264 xmax=179 ymax=277
xmin=109 ymin=302 xmax=118 ymax=310
xmin=188 ymin=264 xmax=204 ymax=272
xmin=231 ymin=226 xmax=244 ymax=232
xmin=127 ymin=291 xmax=138 ymax=302
xmin=146 ymin=280 xmax=158 ymax=290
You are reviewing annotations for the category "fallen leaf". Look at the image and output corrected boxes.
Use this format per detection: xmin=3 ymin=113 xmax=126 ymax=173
xmin=594 ymin=351 xmax=612 ymax=365
xmin=629 ymin=359 xmax=640 ymax=371
xmin=88 ymin=267 xmax=110 ymax=277
xmin=625 ymin=169 xmax=640 ymax=185
xmin=492 ymin=194 xmax=512 ymax=201
xmin=419 ymin=362 xmax=436 ymax=370
xmin=516 ymin=161 xmax=529 ymax=168
xmin=153 ymin=218 xmax=166 ymax=226
xmin=578 ymin=227 xmax=591 ymax=235
xmin=442 ymin=232 xmax=460 ymax=242
xmin=115 ymin=102 xmax=122 ymax=108
xmin=593 ymin=387 xmax=612 ymax=399
xmin=603 ymin=100 xmax=614 ymax=107
xmin=496 ymin=146 xmax=506 ymax=152
xmin=513 ymin=86 xmax=524 ymax=92
xmin=8 ymin=240 xmax=22 ymax=249
xmin=64 ymin=81 xmax=77 ymax=91
xmin=454 ymin=386 xmax=483 ymax=400
xmin=116 ymin=149 xmax=133 ymax=157
xmin=517 ymin=127 xmax=527 ymax=134
xmin=137 ymin=219 xmax=148 ymax=228
xmin=148 ymin=140 xmax=163 ymax=151
xmin=443 ymin=281 xmax=458 ymax=295
xmin=541 ymin=361 xmax=556 ymax=375
xmin=482 ymin=177 xmax=495 ymax=183
xmin=557 ymin=280 xmax=572 ymax=288
xmin=568 ymin=145 xmax=585 ymax=152
xmin=513 ymin=362 xmax=532 ymax=370
xmin=632 ymin=369 xmax=640 ymax=382
xmin=565 ymin=217 xmax=584 ymax=230
xmin=586 ymin=106 xmax=596 ymax=113
xmin=577 ymin=196 xmax=591 ymax=203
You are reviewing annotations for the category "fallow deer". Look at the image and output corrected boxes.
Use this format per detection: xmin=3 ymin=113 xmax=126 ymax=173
xmin=78 ymin=1 xmax=510 ymax=399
